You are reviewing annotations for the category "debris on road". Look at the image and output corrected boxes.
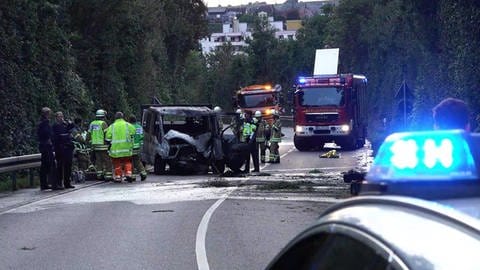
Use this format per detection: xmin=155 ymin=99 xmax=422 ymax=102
xmin=319 ymin=149 xmax=340 ymax=158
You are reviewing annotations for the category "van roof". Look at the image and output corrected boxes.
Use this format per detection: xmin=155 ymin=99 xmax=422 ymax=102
xmin=147 ymin=105 xmax=215 ymax=116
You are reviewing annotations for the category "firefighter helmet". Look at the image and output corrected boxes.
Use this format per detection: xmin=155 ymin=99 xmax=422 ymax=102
xmin=236 ymin=109 xmax=242 ymax=114
xmin=214 ymin=106 xmax=222 ymax=113
xmin=272 ymin=110 xmax=280 ymax=116
xmin=254 ymin=110 xmax=262 ymax=118
xmin=96 ymin=109 xmax=106 ymax=117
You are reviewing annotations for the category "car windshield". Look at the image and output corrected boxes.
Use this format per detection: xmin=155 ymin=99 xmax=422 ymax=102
xmin=298 ymin=87 xmax=345 ymax=107
xmin=238 ymin=93 xmax=277 ymax=108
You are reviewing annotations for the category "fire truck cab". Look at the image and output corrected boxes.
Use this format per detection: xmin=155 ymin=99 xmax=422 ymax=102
xmin=234 ymin=84 xmax=282 ymax=124
xmin=293 ymin=74 xmax=367 ymax=151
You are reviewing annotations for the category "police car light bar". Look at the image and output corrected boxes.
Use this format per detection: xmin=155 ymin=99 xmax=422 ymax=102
xmin=367 ymin=130 xmax=478 ymax=182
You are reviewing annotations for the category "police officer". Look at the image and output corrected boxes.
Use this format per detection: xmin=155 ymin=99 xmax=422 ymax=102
xmin=37 ymin=107 xmax=55 ymax=190
xmin=129 ymin=115 xmax=147 ymax=181
xmin=87 ymin=109 xmax=113 ymax=181
xmin=241 ymin=111 xmax=260 ymax=173
xmin=105 ymin=112 xmax=136 ymax=182
xmin=269 ymin=110 xmax=282 ymax=163
xmin=254 ymin=111 xmax=269 ymax=163
xmin=52 ymin=111 xmax=75 ymax=188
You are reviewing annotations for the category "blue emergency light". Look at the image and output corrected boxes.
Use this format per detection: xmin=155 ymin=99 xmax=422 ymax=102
xmin=298 ymin=77 xmax=306 ymax=84
xmin=367 ymin=130 xmax=478 ymax=182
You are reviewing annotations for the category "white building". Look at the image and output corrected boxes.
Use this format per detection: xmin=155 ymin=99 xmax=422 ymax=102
xmin=200 ymin=15 xmax=297 ymax=55
xmin=201 ymin=19 xmax=251 ymax=54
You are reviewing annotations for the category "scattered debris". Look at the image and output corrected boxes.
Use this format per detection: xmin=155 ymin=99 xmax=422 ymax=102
xmin=221 ymin=170 xmax=247 ymax=177
xmin=152 ymin=209 xmax=174 ymax=213
xmin=252 ymin=172 xmax=271 ymax=176
xmin=20 ymin=246 xmax=36 ymax=251
xmin=257 ymin=181 xmax=301 ymax=190
xmin=319 ymin=149 xmax=340 ymax=158
xmin=203 ymin=179 xmax=231 ymax=187
xmin=308 ymin=169 xmax=322 ymax=174
xmin=323 ymin=142 xmax=341 ymax=149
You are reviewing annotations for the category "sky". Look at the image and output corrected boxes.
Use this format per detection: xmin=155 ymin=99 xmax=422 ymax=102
xmin=204 ymin=0 xmax=318 ymax=8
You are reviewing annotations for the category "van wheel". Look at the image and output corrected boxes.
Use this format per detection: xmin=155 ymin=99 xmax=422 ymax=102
xmin=154 ymin=156 xmax=166 ymax=175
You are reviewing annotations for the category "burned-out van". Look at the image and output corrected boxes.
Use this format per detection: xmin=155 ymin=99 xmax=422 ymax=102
xmin=141 ymin=105 xmax=246 ymax=174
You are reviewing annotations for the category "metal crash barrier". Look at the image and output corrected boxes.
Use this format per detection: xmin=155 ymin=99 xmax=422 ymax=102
xmin=0 ymin=154 xmax=41 ymax=191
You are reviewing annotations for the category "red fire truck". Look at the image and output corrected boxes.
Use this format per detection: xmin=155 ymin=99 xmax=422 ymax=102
xmin=293 ymin=74 xmax=368 ymax=151
xmin=234 ymin=84 xmax=282 ymax=124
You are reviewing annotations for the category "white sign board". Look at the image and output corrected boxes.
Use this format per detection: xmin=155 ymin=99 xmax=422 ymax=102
xmin=313 ymin=48 xmax=339 ymax=75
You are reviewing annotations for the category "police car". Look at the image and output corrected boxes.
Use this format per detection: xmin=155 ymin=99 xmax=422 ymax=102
xmin=267 ymin=130 xmax=480 ymax=269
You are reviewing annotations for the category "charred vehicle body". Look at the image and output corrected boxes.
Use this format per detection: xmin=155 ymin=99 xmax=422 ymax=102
xmin=141 ymin=105 xmax=247 ymax=174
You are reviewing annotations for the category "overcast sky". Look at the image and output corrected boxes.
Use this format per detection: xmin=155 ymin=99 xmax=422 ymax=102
xmin=205 ymin=0 xmax=317 ymax=8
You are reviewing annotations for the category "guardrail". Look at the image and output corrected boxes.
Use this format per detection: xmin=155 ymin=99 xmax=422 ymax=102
xmin=0 ymin=154 xmax=41 ymax=191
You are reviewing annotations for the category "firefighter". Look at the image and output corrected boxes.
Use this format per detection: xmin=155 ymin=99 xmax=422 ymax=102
xmin=71 ymin=118 xmax=90 ymax=171
xmin=129 ymin=115 xmax=147 ymax=181
xmin=231 ymin=109 xmax=243 ymax=140
xmin=254 ymin=110 xmax=269 ymax=163
xmin=87 ymin=109 xmax=113 ymax=181
xmin=214 ymin=106 xmax=223 ymax=133
xmin=269 ymin=110 xmax=282 ymax=163
xmin=105 ymin=112 xmax=136 ymax=182
xmin=241 ymin=111 xmax=259 ymax=173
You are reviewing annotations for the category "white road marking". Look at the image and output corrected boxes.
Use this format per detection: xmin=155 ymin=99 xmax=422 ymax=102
xmin=195 ymin=145 xmax=296 ymax=270
xmin=195 ymin=195 xmax=230 ymax=270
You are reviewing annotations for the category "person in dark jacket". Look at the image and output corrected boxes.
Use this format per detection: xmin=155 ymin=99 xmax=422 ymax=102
xmin=37 ymin=107 xmax=56 ymax=190
xmin=52 ymin=111 xmax=75 ymax=189
xmin=432 ymin=97 xmax=470 ymax=131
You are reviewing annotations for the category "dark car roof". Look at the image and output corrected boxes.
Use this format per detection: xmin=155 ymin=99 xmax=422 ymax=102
xmin=147 ymin=105 xmax=215 ymax=116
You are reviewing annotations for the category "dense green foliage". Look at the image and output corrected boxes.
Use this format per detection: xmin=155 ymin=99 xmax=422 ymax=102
xmin=0 ymin=0 xmax=207 ymax=157
xmin=202 ymin=0 xmax=480 ymax=139
xmin=1 ymin=0 xmax=480 ymax=157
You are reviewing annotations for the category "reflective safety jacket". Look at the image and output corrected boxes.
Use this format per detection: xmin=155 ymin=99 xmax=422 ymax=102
xmin=132 ymin=122 xmax=144 ymax=153
xmin=88 ymin=119 xmax=109 ymax=150
xmin=270 ymin=118 xmax=282 ymax=143
xmin=255 ymin=118 xmax=268 ymax=143
xmin=105 ymin=119 xmax=136 ymax=158
xmin=241 ymin=120 xmax=257 ymax=142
